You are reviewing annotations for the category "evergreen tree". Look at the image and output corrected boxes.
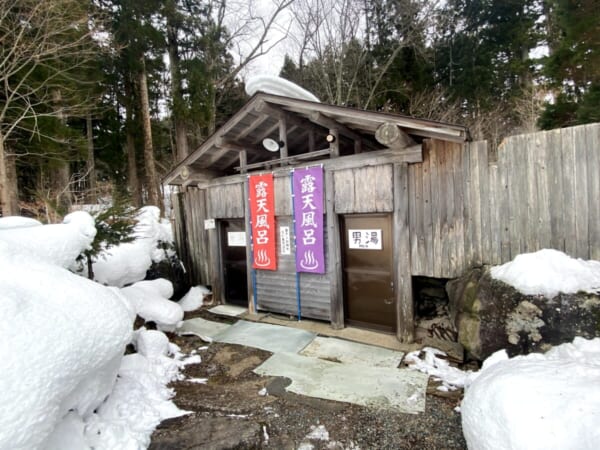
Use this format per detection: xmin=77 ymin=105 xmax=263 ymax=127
xmin=539 ymin=0 xmax=600 ymax=128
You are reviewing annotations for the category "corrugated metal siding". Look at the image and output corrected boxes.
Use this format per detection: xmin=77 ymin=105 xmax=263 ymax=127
xmin=256 ymin=215 xmax=331 ymax=321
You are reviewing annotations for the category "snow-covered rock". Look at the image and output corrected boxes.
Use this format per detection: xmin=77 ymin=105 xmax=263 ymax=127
xmin=0 ymin=211 xmax=96 ymax=268
xmin=448 ymin=250 xmax=600 ymax=360
xmin=245 ymin=75 xmax=320 ymax=102
xmin=462 ymin=337 xmax=600 ymax=450
xmin=0 ymin=240 xmax=133 ymax=449
xmin=491 ymin=249 xmax=600 ymax=299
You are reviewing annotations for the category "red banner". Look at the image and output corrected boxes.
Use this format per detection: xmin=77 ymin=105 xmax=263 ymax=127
xmin=249 ymin=174 xmax=277 ymax=270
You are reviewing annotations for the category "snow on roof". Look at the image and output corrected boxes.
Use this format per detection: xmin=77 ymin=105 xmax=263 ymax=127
xmin=245 ymin=74 xmax=320 ymax=102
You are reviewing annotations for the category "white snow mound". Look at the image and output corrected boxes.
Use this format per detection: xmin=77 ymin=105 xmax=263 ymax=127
xmin=0 ymin=241 xmax=133 ymax=450
xmin=121 ymin=279 xmax=184 ymax=331
xmin=0 ymin=216 xmax=42 ymax=229
xmin=178 ymin=285 xmax=211 ymax=312
xmin=245 ymin=75 xmax=320 ymax=102
xmin=93 ymin=206 xmax=174 ymax=288
xmin=0 ymin=211 xmax=96 ymax=268
xmin=462 ymin=337 xmax=600 ymax=450
xmin=491 ymin=249 xmax=600 ymax=299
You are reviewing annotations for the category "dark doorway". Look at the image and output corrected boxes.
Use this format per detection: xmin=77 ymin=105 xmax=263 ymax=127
xmin=341 ymin=214 xmax=395 ymax=332
xmin=220 ymin=219 xmax=248 ymax=306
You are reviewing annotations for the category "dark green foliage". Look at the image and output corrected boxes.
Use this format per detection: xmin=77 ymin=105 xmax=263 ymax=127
xmin=78 ymin=195 xmax=137 ymax=279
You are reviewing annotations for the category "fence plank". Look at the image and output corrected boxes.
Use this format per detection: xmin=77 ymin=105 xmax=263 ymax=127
xmin=574 ymin=125 xmax=589 ymax=259
xmin=546 ymin=129 xmax=565 ymax=252
xmin=562 ymin=126 xmax=577 ymax=256
xmin=587 ymin=124 xmax=600 ymax=260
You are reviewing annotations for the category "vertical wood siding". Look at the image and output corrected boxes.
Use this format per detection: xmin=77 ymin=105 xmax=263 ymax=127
xmin=409 ymin=123 xmax=600 ymax=277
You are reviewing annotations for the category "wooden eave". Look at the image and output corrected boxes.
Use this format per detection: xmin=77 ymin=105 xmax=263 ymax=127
xmin=164 ymin=92 xmax=470 ymax=186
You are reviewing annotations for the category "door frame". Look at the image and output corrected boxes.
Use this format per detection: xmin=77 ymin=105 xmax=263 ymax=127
xmin=340 ymin=213 xmax=395 ymax=333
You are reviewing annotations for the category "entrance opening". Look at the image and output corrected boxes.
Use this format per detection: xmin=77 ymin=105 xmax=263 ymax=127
xmin=412 ymin=277 xmax=457 ymax=342
xmin=219 ymin=219 xmax=248 ymax=307
xmin=341 ymin=214 xmax=394 ymax=333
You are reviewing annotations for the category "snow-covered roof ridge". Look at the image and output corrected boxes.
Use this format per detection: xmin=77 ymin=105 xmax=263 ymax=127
xmin=491 ymin=249 xmax=600 ymax=299
xmin=245 ymin=74 xmax=320 ymax=103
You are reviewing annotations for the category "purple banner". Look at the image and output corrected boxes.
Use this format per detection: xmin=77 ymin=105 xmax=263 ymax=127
xmin=293 ymin=166 xmax=325 ymax=274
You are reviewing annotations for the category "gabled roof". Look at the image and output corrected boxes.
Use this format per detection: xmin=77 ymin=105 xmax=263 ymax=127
xmin=164 ymin=92 xmax=470 ymax=185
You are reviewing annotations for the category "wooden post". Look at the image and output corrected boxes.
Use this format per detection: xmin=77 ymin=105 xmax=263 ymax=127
xmin=208 ymin=225 xmax=223 ymax=304
xmin=309 ymin=130 xmax=315 ymax=152
xmin=239 ymin=150 xmax=247 ymax=174
xmin=326 ymin=169 xmax=344 ymax=329
xmin=394 ymin=162 xmax=414 ymax=342
xmin=329 ymin=128 xmax=340 ymax=157
xmin=279 ymin=117 xmax=288 ymax=165
xmin=243 ymin=179 xmax=255 ymax=313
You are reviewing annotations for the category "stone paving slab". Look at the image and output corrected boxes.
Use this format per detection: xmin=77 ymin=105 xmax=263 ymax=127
xmin=178 ymin=318 xmax=232 ymax=342
xmin=213 ymin=320 xmax=316 ymax=354
xmin=254 ymin=352 xmax=428 ymax=413
xmin=208 ymin=305 xmax=247 ymax=317
xmin=300 ymin=336 xmax=404 ymax=368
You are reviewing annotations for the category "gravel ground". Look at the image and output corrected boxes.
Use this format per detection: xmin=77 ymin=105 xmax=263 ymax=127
xmin=150 ymin=311 xmax=467 ymax=450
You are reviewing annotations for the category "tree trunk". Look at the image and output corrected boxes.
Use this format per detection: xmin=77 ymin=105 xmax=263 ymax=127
xmin=137 ymin=56 xmax=163 ymax=212
xmin=0 ymin=132 xmax=19 ymax=216
xmin=124 ymin=76 xmax=142 ymax=207
xmin=86 ymin=114 xmax=96 ymax=203
xmin=166 ymin=0 xmax=189 ymax=162
xmin=50 ymin=89 xmax=71 ymax=216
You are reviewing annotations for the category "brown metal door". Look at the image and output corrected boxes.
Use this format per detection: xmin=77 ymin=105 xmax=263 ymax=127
xmin=220 ymin=219 xmax=248 ymax=306
xmin=341 ymin=214 xmax=395 ymax=332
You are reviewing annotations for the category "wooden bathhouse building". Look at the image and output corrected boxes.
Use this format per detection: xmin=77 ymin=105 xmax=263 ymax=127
xmin=164 ymin=92 xmax=600 ymax=343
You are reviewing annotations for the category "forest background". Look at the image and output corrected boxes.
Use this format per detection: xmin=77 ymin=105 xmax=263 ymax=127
xmin=0 ymin=0 xmax=597 ymax=220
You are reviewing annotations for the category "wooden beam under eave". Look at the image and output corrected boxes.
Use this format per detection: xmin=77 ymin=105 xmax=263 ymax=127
xmin=279 ymin=116 xmax=288 ymax=164
xmin=310 ymin=112 xmax=377 ymax=151
xmin=234 ymin=113 xmax=269 ymax=140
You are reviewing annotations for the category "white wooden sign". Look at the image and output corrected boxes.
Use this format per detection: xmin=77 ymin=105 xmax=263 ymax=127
xmin=348 ymin=229 xmax=382 ymax=250
xmin=279 ymin=226 xmax=291 ymax=255
xmin=227 ymin=231 xmax=246 ymax=247
xmin=204 ymin=218 xmax=216 ymax=230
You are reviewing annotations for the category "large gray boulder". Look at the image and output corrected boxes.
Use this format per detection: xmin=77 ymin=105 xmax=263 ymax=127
xmin=447 ymin=267 xmax=600 ymax=361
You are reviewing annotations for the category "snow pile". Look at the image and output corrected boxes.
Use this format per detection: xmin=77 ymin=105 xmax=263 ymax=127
xmin=178 ymin=285 xmax=211 ymax=312
xmin=245 ymin=75 xmax=320 ymax=102
xmin=0 ymin=213 xmax=197 ymax=450
xmin=491 ymin=249 xmax=600 ymax=298
xmin=121 ymin=278 xmax=184 ymax=331
xmin=94 ymin=206 xmax=174 ymax=287
xmin=77 ymin=328 xmax=196 ymax=449
xmin=405 ymin=347 xmax=473 ymax=391
xmin=0 ymin=240 xmax=132 ymax=449
xmin=0 ymin=211 xmax=96 ymax=268
xmin=462 ymin=337 xmax=600 ymax=450
xmin=0 ymin=216 xmax=42 ymax=229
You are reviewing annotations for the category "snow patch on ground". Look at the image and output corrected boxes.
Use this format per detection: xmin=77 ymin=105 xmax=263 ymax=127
xmin=0 ymin=216 xmax=42 ymax=229
xmin=491 ymin=249 xmax=600 ymax=298
xmin=405 ymin=347 xmax=473 ymax=391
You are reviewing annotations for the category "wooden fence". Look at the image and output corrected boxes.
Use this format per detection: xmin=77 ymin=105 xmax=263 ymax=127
xmin=409 ymin=123 xmax=600 ymax=279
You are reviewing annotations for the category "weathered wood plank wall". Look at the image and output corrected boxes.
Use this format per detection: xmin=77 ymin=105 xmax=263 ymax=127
xmin=410 ymin=123 xmax=600 ymax=278
xmin=172 ymin=188 xmax=211 ymax=285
